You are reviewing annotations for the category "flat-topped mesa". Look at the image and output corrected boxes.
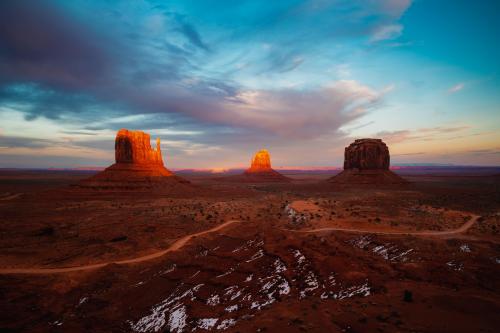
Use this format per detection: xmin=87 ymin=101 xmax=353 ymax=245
xmin=344 ymin=138 xmax=390 ymax=170
xmin=330 ymin=138 xmax=406 ymax=185
xmin=115 ymin=129 xmax=163 ymax=165
xmin=247 ymin=149 xmax=272 ymax=172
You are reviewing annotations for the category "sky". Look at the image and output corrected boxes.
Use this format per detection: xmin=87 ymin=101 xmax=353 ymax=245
xmin=0 ymin=0 xmax=499 ymax=169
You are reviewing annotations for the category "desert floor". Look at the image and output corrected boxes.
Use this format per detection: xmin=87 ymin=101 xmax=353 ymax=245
xmin=0 ymin=169 xmax=499 ymax=332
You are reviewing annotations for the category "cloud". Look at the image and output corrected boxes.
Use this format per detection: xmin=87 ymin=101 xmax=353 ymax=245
xmin=370 ymin=24 xmax=403 ymax=42
xmin=447 ymin=82 xmax=465 ymax=94
xmin=173 ymin=17 xmax=210 ymax=51
xmin=0 ymin=0 xmax=423 ymax=168
xmin=376 ymin=126 xmax=470 ymax=144
xmin=0 ymin=1 xmax=114 ymax=90
xmin=224 ymin=80 xmax=383 ymax=138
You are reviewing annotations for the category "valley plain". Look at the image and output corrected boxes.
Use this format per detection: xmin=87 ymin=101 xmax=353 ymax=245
xmin=0 ymin=168 xmax=499 ymax=333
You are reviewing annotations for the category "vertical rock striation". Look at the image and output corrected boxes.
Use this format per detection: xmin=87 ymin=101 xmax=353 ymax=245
xmin=343 ymin=139 xmax=390 ymax=170
xmin=330 ymin=138 xmax=406 ymax=185
xmin=115 ymin=129 xmax=164 ymax=165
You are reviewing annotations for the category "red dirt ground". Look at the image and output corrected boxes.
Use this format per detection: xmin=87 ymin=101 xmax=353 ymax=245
xmin=0 ymin=169 xmax=499 ymax=332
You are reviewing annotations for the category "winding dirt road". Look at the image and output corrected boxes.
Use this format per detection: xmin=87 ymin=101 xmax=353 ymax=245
xmin=0 ymin=215 xmax=481 ymax=275
xmin=0 ymin=220 xmax=240 ymax=275
xmin=285 ymin=215 xmax=480 ymax=237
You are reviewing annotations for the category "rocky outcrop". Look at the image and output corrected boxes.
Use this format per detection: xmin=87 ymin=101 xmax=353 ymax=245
xmin=115 ymin=129 xmax=163 ymax=165
xmin=247 ymin=149 xmax=272 ymax=172
xmin=241 ymin=149 xmax=290 ymax=182
xmin=344 ymin=139 xmax=390 ymax=170
xmin=330 ymin=138 xmax=406 ymax=185
xmin=78 ymin=129 xmax=190 ymax=190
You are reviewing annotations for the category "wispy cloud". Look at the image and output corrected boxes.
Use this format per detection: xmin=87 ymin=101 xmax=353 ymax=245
xmin=376 ymin=126 xmax=471 ymax=143
xmin=447 ymin=82 xmax=465 ymax=94
xmin=370 ymin=24 xmax=403 ymax=42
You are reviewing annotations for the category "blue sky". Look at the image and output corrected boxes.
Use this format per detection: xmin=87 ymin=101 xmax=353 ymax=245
xmin=0 ymin=0 xmax=499 ymax=168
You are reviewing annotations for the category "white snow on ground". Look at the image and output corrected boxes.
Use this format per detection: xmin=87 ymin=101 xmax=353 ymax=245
xmin=196 ymin=249 xmax=209 ymax=258
xmin=189 ymin=271 xmax=200 ymax=279
xmin=207 ymin=294 xmax=220 ymax=306
xmin=224 ymin=285 xmax=244 ymax=301
xmin=50 ymin=320 xmax=63 ymax=326
xmin=293 ymin=249 xmax=306 ymax=265
xmin=292 ymin=249 xmax=319 ymax=299
xmin=334 ymin=282 xmax=371 ymax=300
xmin=159 ymin=264 xmax=176 ymax=275
xmin=168 ymin=306 xmax=187 ymax=333
xmin=284 ymin=204 xmax=307 ymax=224
xmin=300 ymin=270 xmax=320 ymax=299
xmin=246 ymin=249 xmax=264 ymax=263
xmin=195 ymin=318 xmax=218 ymax=330
xmin=77 ymin=297 xmax=88 ymax=306
xmin=225 ymin=304 xmax=238 ymax=313
xmin=351 ymin=235 xmax=372 ymax=248
xmin=216 ymin=319 xmax=237 ymax=330
xmin=273 ymin=258 xmax=287 ymax=273
xmin=348 ymin=236 xmax=414 ymax=262
xmin=131 ymin=284 xmax=204 ymax=332
xmin=446 ymin=261 xmax=464 ymax=271
xmin=131 ymin=243 xmax=373 ymax=332
xmin=460 ymin=244 xmax=471 ymax=253
xmin=216 ymin=266 xmax=236 ymax=278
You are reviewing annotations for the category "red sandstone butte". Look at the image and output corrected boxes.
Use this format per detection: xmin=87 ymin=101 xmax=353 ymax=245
xmin=242 ymin=149 xmax=290 ymax=182
xmin=330 ymin=138 xmax=406 ymax=184
xmin=79 ymin=129 xmax=189 ymax=189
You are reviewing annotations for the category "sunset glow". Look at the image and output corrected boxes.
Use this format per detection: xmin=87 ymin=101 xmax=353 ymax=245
xmin=0 ymin=0 xmax=499 ymax=168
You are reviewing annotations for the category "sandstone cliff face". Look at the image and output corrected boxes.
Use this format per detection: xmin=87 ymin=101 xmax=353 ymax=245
xmin=343 ymin=139 xmax=390 ymax=170
xmin=115 ymin=129 xmax=163 ymax=165
xmin=247 ymin=149 xmax=272 ymax=172
xmin=78 ymin=129 xmax=190 ymax=190
xmin=330 ymin=138 xmax=406 ymax=185
xmin=239 ymin=149 xmax=290 ymax=182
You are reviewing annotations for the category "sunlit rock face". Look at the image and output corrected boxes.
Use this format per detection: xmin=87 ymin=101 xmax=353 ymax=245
xmin=115 ymin=129 xmax=163 ymax=165
xmin=344 ymin=139 xmax=390 ymax=170
xmin=330 ymin=138 xmax=406 ymax=185
xmin=241 ymin=149 xmax=290 ymax=182
xmin=247 ymin=149 xmax=272 ymax=172
xmin=78 ymin=129 xmax=191 ymax=190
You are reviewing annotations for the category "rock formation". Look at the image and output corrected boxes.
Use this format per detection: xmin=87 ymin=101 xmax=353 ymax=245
xmin=330 ymin=138 xmax=406 ymax=184
xmin=78 ymin=129 xmax=190 ymax=190
xmin=242 ymin=149 xmax=290 ymax=182
xmin=343 ymin=139 xmax=390 ymax=170
xmin=115 ymin=129 xmax=164 ymax=165
xmin=247 ymin=149 xmax=272 ymax=172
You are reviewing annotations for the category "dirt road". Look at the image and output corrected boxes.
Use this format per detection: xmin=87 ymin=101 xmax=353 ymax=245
xmin=286 ymin=215 xmax=480 ymax=237
xmin=0 ymin=220 xmax=240 ymax=275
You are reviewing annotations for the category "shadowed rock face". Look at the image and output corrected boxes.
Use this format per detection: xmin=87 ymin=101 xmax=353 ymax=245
xmin=115 ymin=129 xmax=163 ymax=165
xmin=330 ymin=138 xmax=406 ymax=185
xmin=344 ymin=139 xmax=390 ymax=170
xmin=247 ymin=149 xmax=272 ymax=172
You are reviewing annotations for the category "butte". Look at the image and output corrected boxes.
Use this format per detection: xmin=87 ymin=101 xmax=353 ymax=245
xmin=329 ymin=138 xmax=406 ymax=184
xmin=78 ymin=129 xmax=190 ymax=190
xmin=241 ymin=149 xmax=290 ymax=182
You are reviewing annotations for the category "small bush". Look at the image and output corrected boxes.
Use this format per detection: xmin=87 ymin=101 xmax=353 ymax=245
xmin=403 ymin=290 xmax=413 ymax=302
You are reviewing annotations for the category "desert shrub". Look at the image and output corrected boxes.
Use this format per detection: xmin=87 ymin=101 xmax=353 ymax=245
xmin=403 ymin=290 xmax=413 ymax=302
